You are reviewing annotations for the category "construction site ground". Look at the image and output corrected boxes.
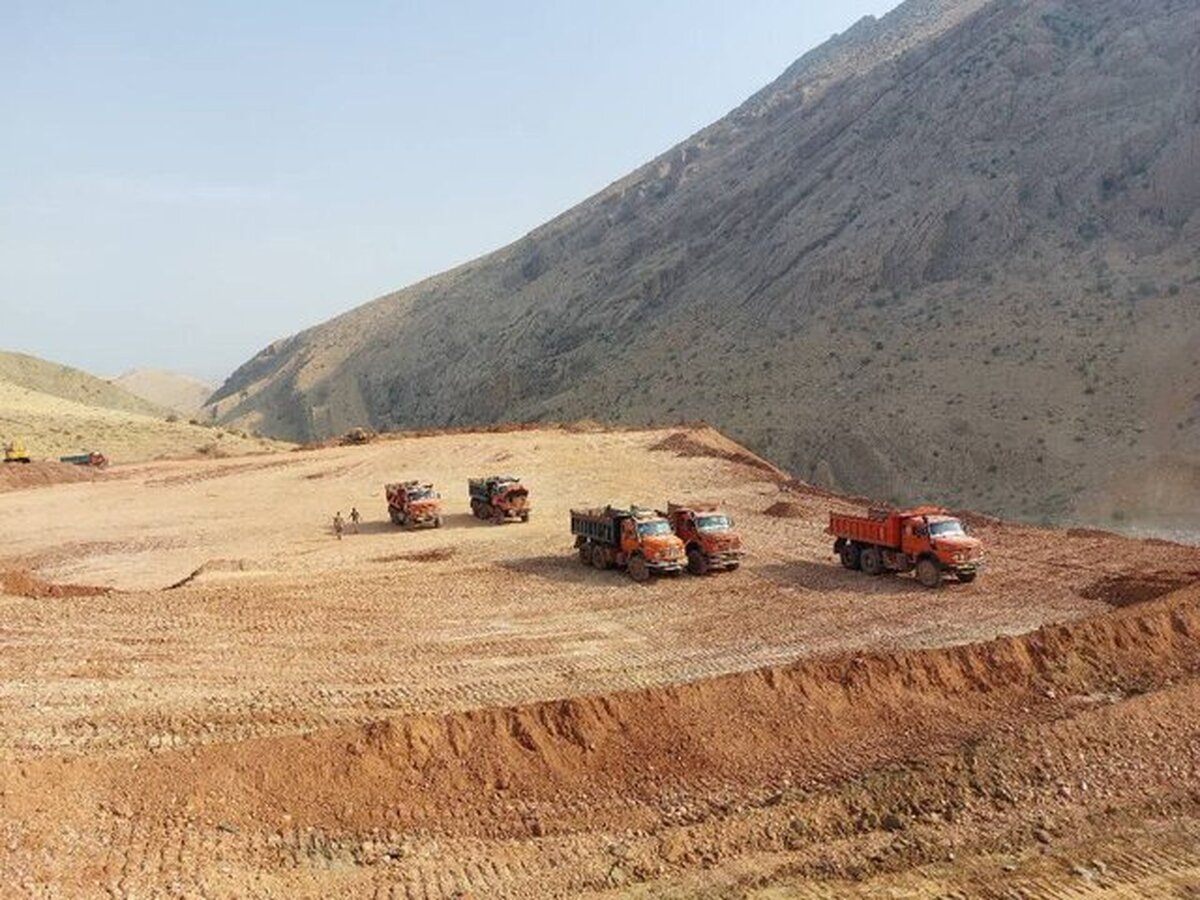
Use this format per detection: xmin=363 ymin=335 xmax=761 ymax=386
xmin=1 ymin=425 xmax=1198 ymax=897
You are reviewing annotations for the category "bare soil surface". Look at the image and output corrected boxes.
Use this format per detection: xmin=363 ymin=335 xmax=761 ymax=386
xmin=1 ymin=425 xmax=1197 ymax=896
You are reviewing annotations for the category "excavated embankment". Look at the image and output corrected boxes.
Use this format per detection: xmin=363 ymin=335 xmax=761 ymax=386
xmin=8 ymin=584 xmax=1198 ymax=844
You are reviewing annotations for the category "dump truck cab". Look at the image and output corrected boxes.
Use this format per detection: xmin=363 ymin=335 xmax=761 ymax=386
xmin=469 ymin=475 xmax=531 ymax=523
xmin=664 ymin=501 xmax=745 ymax=575
xmin=385 ymin=481 xmax=443 ymax=529
xmin=903 ymin=513 xmax=979 ymax=569
xmin=571 ymin=505 xmax=686 ymax=582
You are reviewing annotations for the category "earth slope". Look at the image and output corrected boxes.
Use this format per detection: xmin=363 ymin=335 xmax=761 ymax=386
xmin=0 ymin=350 xmax=166 ymax=417
xmin=113 ymin=367 xmax=214 ymax=415
xmin=0 ymin=354 xmax=286 ymax=466
xmin=209 ymin=0 xmax=1200 ymax=533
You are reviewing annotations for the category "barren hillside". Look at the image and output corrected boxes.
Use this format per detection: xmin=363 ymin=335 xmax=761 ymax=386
xmin=0 ymin=378 xmax=286 ymax=466
xmin=1 ymin=424 xmax=1198 ymax=895
xmin=113 ymin=367 xmax=214 ymax=415
xmin=208 ymin=0 xmax=1200 ymax=535
xmin=0 ymin=350 xmax=166 ymax=417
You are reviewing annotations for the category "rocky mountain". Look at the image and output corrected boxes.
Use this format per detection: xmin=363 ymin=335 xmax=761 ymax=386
xmin=113 ymin=369 xmax=214 ymax=416
xmin=209 ymin=0 xmax=1200 ymax=534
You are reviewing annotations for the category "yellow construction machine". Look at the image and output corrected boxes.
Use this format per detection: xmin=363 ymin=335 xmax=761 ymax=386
xmin=3 ymin=439 xmax=32 ymax=464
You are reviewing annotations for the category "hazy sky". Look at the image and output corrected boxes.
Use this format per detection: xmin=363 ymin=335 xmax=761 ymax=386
xmin=2 ymin=1 xmax=898 ymax=383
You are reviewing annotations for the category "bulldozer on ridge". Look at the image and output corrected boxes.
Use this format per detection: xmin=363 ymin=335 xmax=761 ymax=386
xmin=3 ymin=440 xmax=31 ymax=464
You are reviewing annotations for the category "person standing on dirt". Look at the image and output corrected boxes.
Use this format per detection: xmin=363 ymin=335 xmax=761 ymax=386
xmin=349 ymin=507 xmax=360 ymax=534
xmin=333 ymin=511 xmax=345 ymax=540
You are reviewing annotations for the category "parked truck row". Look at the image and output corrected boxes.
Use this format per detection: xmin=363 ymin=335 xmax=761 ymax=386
xmin=380 ymin=476 xmax=980 ymax=588
xmin=569 ymin=501 xmax=746 ymax=582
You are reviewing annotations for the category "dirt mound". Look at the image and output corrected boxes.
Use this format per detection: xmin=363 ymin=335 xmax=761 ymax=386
xmin=0 ymin=568 xmax=111 ymax=598
xmin=165 ymin=559 xmax=267 ymax=589
xmin=0 ymin=461 xmax=109 ymax=492
xmin=651 ymin=430 xmax=784 ymax=478
xmin=1079 ymin=572 xmax=1200 ymax=608
xmin=764 ymin=500 xmax=806 ymax=518
xmin=1066 ymin=526 xmax=1122 ymax=540
xmin=372 ymin=547 xmax=456 ymax=564
xmin=21 ymin=588 xmax=1198 ymax=842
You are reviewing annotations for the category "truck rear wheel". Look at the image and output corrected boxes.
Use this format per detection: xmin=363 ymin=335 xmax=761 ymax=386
xmin=916 ymin=557 xmax=942 ymax=588
xmin=687 ymin=547 xmax=709 ymax=576
xmin=839 ymin=542 xmax=862 ymax=570
xmin=859 ymin=546 xmax=884 ymax=576
xmin=591 ymin=545 xmax=609 ymax=570
xmin=628 ymin=555 xmax=650 ymax=583
xmin=579 ymin=543 xmax=591 ymax=565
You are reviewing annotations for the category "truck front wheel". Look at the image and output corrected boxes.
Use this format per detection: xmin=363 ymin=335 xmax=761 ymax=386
xmin=916 ymin=558 xmax=942 ymax=588
xmin=860 ymin=546 xmax=884 ymax=576
xmin=627 ymin=555 xmax=650 ymax=582
xmin=687 ymin=547 xmax=709 ymax=576
xmin=956 ymin=570 xmax=977 ymax=584
xmin=839 ymin=542 xmax=862 ymax=570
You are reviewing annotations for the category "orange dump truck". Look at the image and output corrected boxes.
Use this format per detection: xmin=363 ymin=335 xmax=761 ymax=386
xmin=385 ymin=481 xmax=443 ymax=529
xmin=663 ymin=501 xmax=745 ymax=575
xmin=828 ymin=506 xmax=983 ymax=587
xmin=571 ymin=505 xmax=686 ymax=582
xmin=469 ymin=475 xmax=531 ymax=523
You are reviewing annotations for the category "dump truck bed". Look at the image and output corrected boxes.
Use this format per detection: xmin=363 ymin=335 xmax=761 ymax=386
xmin=570 ymin=508 xmax=622 ymax=545
xmin=828 ymin=512 xmax=902 ymax=549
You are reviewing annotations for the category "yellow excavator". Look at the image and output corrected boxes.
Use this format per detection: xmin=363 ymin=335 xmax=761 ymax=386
xmin=3 ymin=439 xmax=31 ymax=464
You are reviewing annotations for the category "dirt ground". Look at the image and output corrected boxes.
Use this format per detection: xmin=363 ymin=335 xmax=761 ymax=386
xmin=1 ymin=425 xmax=1198 ymax=897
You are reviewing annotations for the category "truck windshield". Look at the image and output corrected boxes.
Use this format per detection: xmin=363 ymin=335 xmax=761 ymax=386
xmin=637 ymin=520 xmax=672 ymax=537
xmin=929 ymin=520 xmax=965 ymax=537
xmin=696 ymin=515 xmax=731 ymax=531
xmin=410 ymin=489 xmax=434 ymax=500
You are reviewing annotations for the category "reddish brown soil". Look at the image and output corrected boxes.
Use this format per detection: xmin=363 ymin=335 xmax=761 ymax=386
xmin=763 ymin=500 xmax=806 ymax=518
xmin=650 ymin=430 xmax=786 ymax=477
xmin=0 ymin=426 xmax=1198 ymax=896
xmin=0 ymin=567 xmax=111 ymax=598
xmin=0 ymin=460 xmax=110 ymax=492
